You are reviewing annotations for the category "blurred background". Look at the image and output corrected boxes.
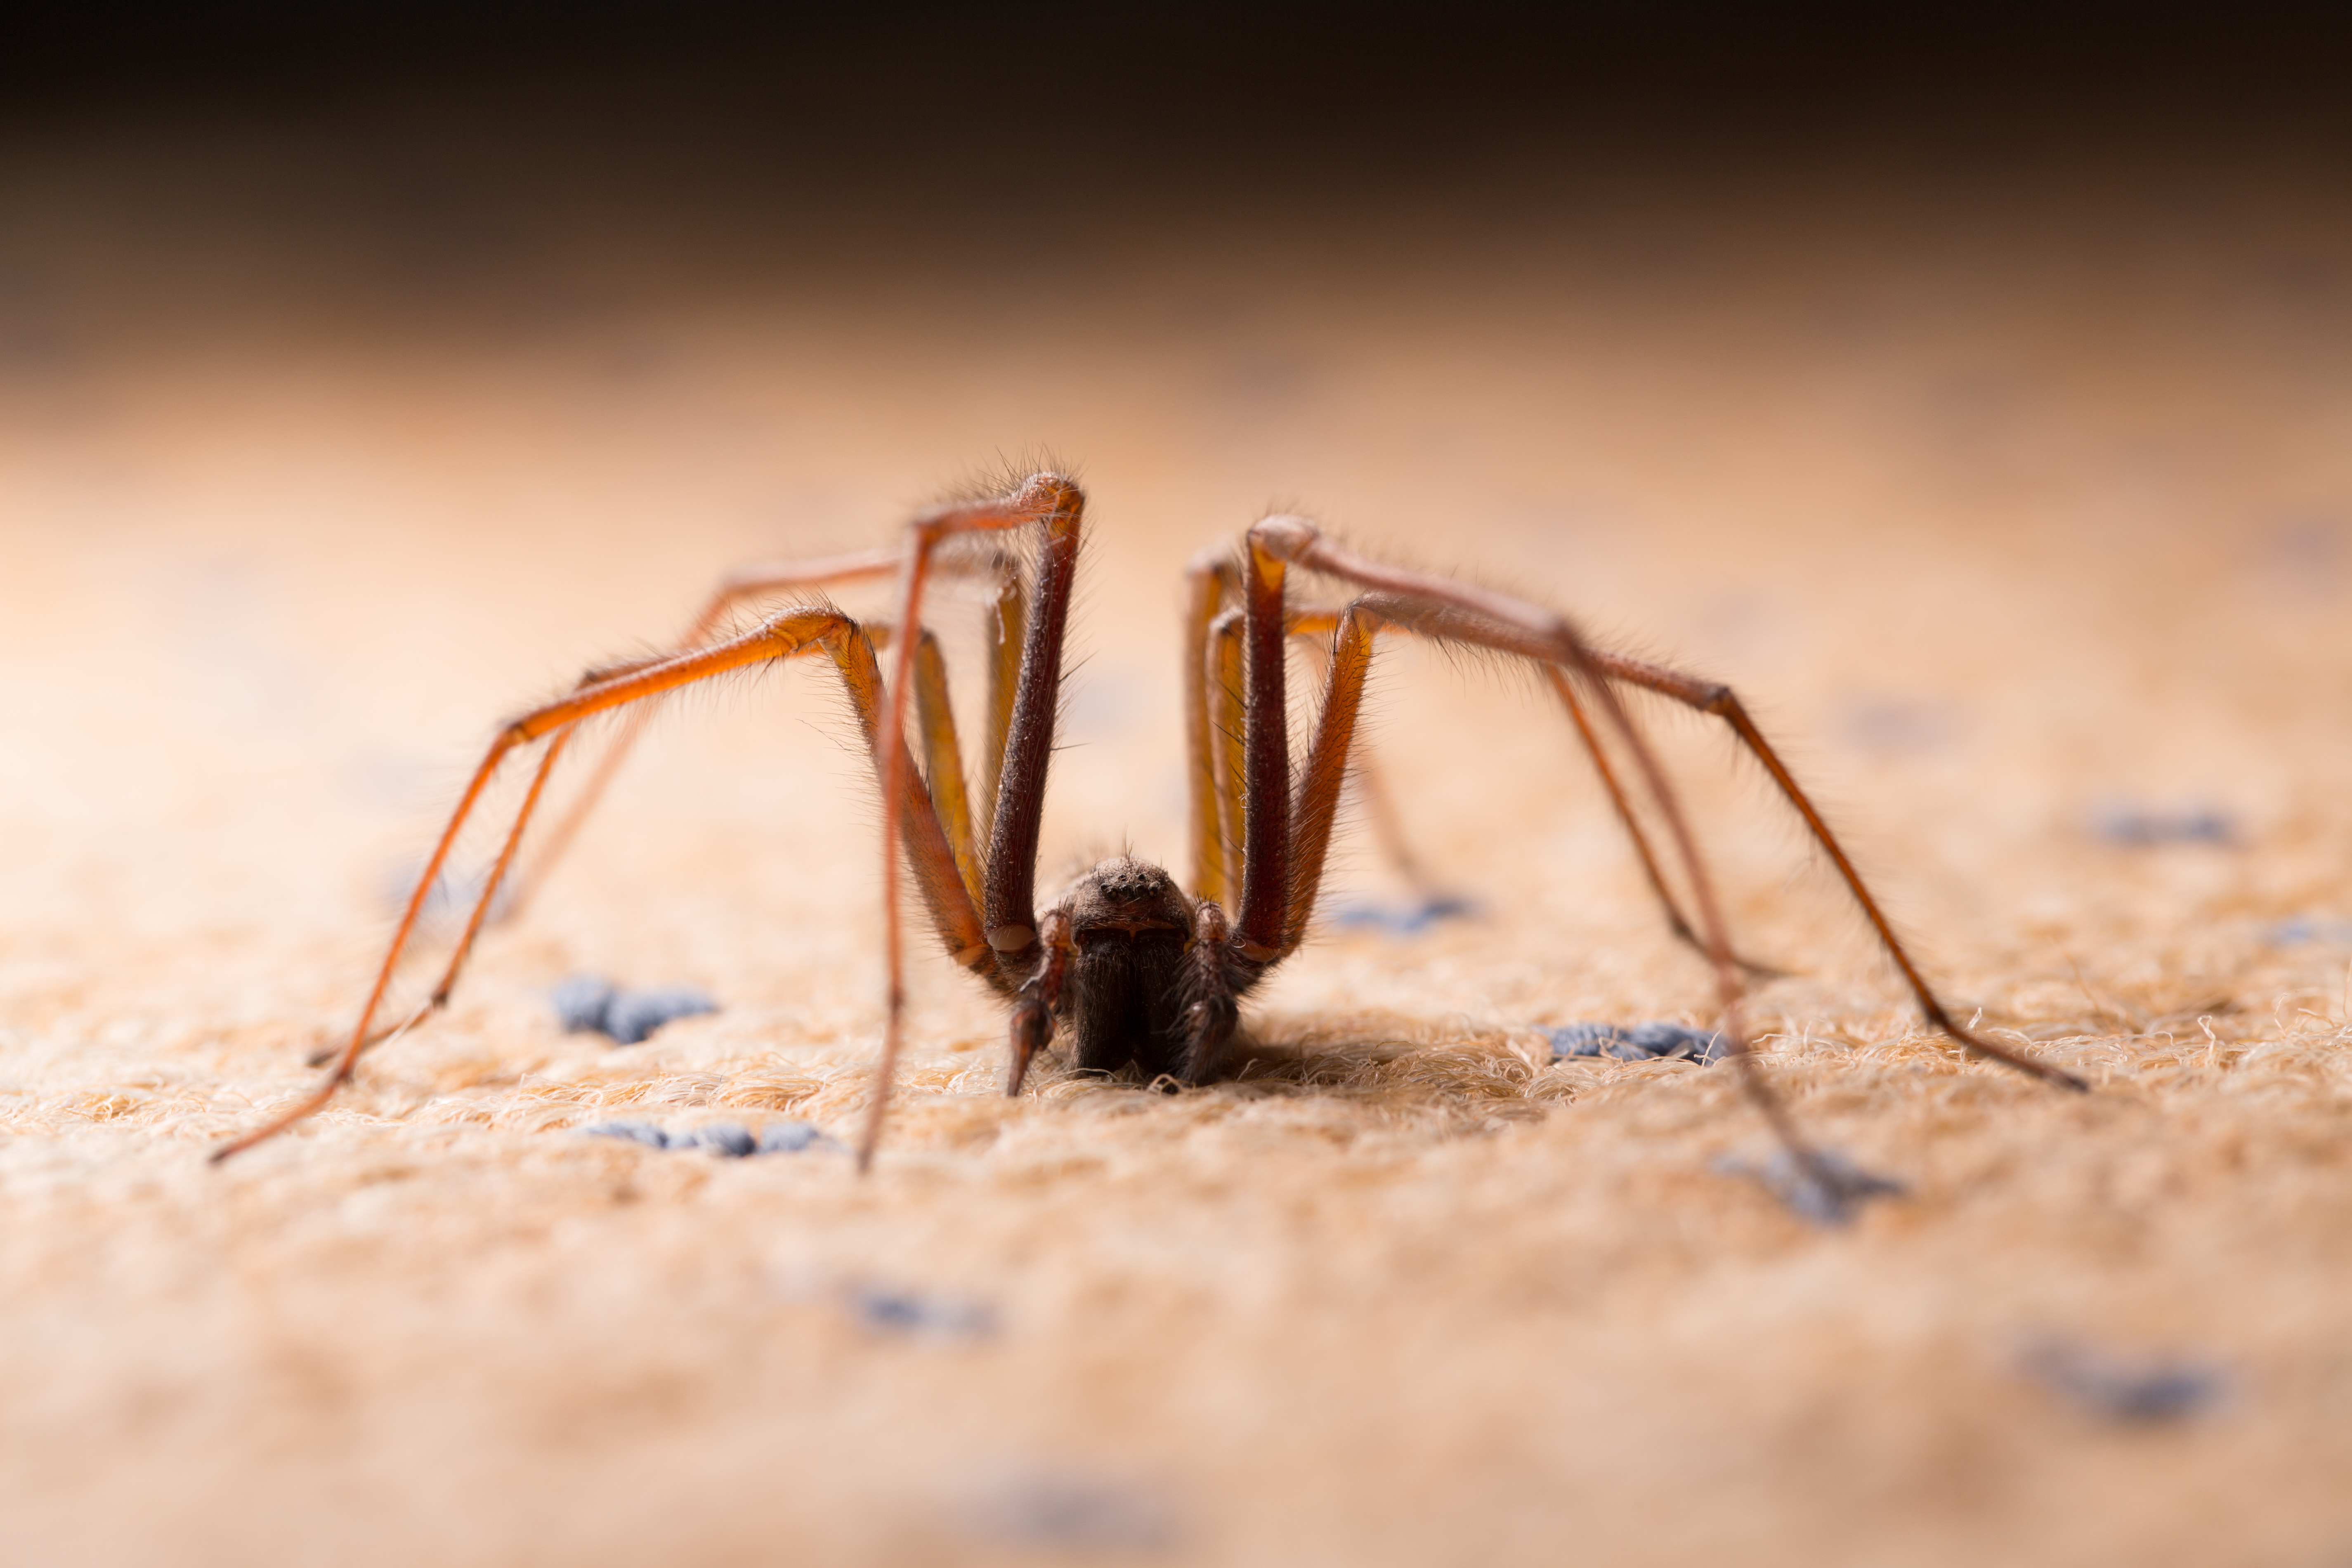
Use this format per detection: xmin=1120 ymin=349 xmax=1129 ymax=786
xmin=8 ymin=0 xmax=2351 ymax=1016
xmin=5 ymin=3 xmax=2352 ymax=1563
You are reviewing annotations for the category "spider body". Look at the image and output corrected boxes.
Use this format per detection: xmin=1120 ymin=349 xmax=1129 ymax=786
xmin=1051 ymin=856 xmax=1227 ymax=1084
xmin=217 ymin=469 xmax=2083 ymax=1188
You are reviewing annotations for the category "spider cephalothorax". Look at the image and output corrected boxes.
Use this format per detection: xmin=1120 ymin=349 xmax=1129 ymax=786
xmin=217 ymin=469 xmax=2083 ymax=1198
xmin=1046 ymin=855 xmax=1229 ymax=1084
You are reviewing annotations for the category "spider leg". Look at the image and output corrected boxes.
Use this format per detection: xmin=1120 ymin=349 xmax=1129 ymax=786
xmin=216 ymin=607 xmax=987 ymax=1162
xmin=1543 ymin=665 xmax=1787 ymax=980
xmin=385 ymin=649 xmax=679 ymax=1050
xmin=1183 ymin=550 xmax=1242 ymax=907
xmin=1224 ymin=552 xmax=1407 ymax=960
xmin=328 ymin=616 xmax=991 ymax=1073
xmin=1278 ymin=601 xmax=1738 ymax=957
xmin=1240 ymin=516 xmax=1907 ymax=1200
xmin=1347 ymin=591 xmax=2080 ymax=1092
xmin=892 ymin=626 xmax=982 ymax=907
xmin=1278 ymin=609 xmax=1459 ymax=911
xmin=1180 ymin=898 xmax=1245 ymax=1082
xmin=1188 ymin=552 xmax=1451 ymax=913
xmin=1207 ymin=607 xmax=1249 ymax=909
xmin=860 ymin=473 xmax=1085 ymax=1172
xmin=309 ymin=714 xmax=590 ymax=1069
xmin=1235 ymin=534 xmax=1296 ymax=959
xmin=1585 ymin=648 xmax=2054 ymax=1063
xmin=1281 ymin=602 xmax=1380 ymax=952
xmin=976 ymin=550 xmax=1027 ymax=862
xmin=301 ymin=721 xmax=585 ymax=1068
xmin=504 ymin=548 xmax=902 ymax=919
xmin=1006 ymin=908 xmax=1074 ymax=1096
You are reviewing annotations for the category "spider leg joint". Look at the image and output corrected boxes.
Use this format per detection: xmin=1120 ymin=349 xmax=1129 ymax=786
xmin=1246 ymin=514 xmax=1320 ymax=561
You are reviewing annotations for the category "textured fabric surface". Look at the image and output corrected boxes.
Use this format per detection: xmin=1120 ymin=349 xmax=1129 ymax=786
xmin=4 ymin=85 xmax=2351 ymax=1567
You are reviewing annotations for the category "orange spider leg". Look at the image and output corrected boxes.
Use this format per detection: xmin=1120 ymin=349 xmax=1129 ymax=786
xmin=1277 ymin=607 xmax=1454 ymax=903
xmin=452 ymin=728 xmax=573 ymax=996
xmin=1240 ymin=517 xmax=1842 ymax=1188
xmin=1585 ymin=647 xmax=2080 ymax=1081
xmin=1183 ymin=550 xmax=1241 ymax=907
xmin=321 ymin=650 xmax=684 ymax=1067
xmin=909 ymin=627 xmax=981 ymax=904
xmin=1188 ymin=549 xmax=1437 ymax=910
xmin=1350 ymin=591 xmax=2080 ymax=1092
xmin=338 ymin=617 xmax=988 ymax=1073
xmin=505 ymin=548 xmax=904 ymax=920
xmin=1207 ymin=608 xmax=1250 ymax=910
xmin=862 ymin=473 xmax=1084 ymax=1172
xmin=215 ymin=607 xmax=985 ymax=1162
xmin=1281 ymin=602 xmax=1381 ymax=951
xmin=1542 ymin=665 xmax=1785 ymax=980
xmin=975 ymin=552 xmax=1027 ymax=864
xmin=306 ymin=724 xmax=584 ymax=1071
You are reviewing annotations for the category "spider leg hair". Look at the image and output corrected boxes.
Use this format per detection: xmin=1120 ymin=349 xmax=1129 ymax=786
xmin=860 ymin=472 xmax=1085 ymax=1173
xmin=510 ymin=545 xmax=1035 ymax=920
xmin=1188 ymin=544 xmax=1450 ymax=910
xmin=1333 ymin=584 xmax=2085 ymax=1093
xmin=1182 ymin=549 xmax=1242 ymax=906
xmin=1544 ymin=664 xmax=1787 ymax=980
xmin=1278 ymin=602 xmax=1768 ymax=971
xmin=215 ymin=605 xmax=986 ymax=1162
xmin=1244 ymin=515 xmax=1913 ymax=1191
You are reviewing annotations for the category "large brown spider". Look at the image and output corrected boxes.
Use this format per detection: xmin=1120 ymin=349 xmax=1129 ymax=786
xmin=215 ymin=471 xmax=2084 ymax=1194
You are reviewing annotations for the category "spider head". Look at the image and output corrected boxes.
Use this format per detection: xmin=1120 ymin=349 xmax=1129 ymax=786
xmin=1052 ymin=857 xmax=1201 ymax=1081
xmin=1061 ymin=856 xmax=1192 ymax=942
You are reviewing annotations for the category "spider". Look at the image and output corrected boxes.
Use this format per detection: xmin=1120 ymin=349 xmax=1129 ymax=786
xmin=214 ymin=470 xmax=2085 ymax=1193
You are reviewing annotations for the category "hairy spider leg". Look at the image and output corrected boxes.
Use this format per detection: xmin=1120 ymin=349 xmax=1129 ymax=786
xmin=1351 ymin=593 xmax=2084 ymax=1093
xmin=308 ymin=679 xmax=622 ymax=1070
xmin=1236 ymin=531 xmax=1296 ymax=957
xmin=1541 ymin=665 xmax=1787 ymax=980
xmin=1182 ymin=550 xmax=1241 ymax=907
xmin=322 ymin=650 xmax=678 ymax=1065
xmin=213 ymin=607 xmax=983 ymax=1162
xmin=1188 ymin=550 xmax=1455 ymax=915
xmin=1207 ymin=608 xmax=1249 ymax=909
xmin=908 ymin=628 xmax=982 ymax=904
xmin=1240 ymin=516 xmax=1855 ymax=1192
xmin=1276 ymin=607 xmax=1450 ymax=904
xmin=1179 ymin=586 xmax=1432 ymax=1079
xmin=326 ymin=615 xmax=992 ymax=1079
xmin=505 ymin=546 xmax=1032 ymax=920
xmin=1588 ymin=647 xmax=2084 ymax=1087
xmin=1280 ymin=603 xmax=1379 ymax=952
xmin=1265 ymin=599 xmax=1742 ymax=960
xmin=977 ymin=551 xmax=1027 ymax=862
xmin=862 ymin=473 xmax=1084 ymax=1171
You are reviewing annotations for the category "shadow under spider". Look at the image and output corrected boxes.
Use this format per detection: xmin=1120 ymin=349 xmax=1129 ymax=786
xmin=1032 ymin=1014 xmax=1538 ymax=1111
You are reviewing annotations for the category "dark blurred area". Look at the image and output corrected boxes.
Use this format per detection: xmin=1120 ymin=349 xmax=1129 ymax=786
xmin=5 ymin=0 xmax=2347 ymax=358
xmin=10 ymin=1 xmax=2350 ymax=153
